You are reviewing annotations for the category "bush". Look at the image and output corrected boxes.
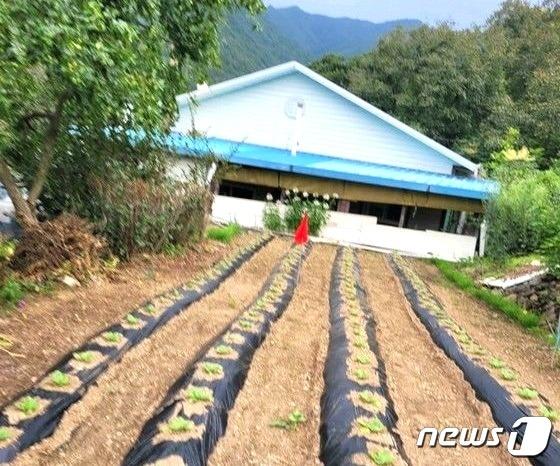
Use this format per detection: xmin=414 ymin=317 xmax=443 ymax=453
xmin=263 ymin=189 xmax=337 ymax=236
xmin=0 ymin=277 xmax=24 ymax=307
xmin=263 ymin=203 xmax=284 ymax=232
xmin=206 ymin=223 xmax=243 ymax=243
xmin=97 ymin=179 xmax=209 ymax=259
xmin=485 ymin=165 xmax=560 ymax=258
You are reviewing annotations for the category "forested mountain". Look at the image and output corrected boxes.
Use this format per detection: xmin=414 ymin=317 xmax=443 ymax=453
xmin=212 ymin=7 xmax=421 ymax=81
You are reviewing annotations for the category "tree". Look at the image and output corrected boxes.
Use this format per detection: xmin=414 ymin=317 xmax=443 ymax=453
xmin=0 ymin=0 xmax=263 ymax=230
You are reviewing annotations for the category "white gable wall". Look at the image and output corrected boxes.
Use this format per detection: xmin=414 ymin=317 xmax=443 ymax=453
xmin=175 ymin=72 xmax=455 ymax=175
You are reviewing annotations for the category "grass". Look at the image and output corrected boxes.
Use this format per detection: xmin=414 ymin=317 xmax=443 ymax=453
xmin=455 ymin=254 xmax=542 ymax=280
xmin=500 ymin=368 xmax=518 ymax=381
xmin=489 ymin=357 xmax=505 ymax=369
xmin=433 ymin=259 xmax=541 ymax=329
xmin=206 ymin=223 xmax=243 ymax=244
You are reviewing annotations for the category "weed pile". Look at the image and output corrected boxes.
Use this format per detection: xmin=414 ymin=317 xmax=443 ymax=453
xmin=11 ymin=214 xmax=105 ymax=281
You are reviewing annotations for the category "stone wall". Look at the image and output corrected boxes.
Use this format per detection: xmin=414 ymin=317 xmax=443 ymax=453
xmin=503 ymin=274 xmax=560 ymax=325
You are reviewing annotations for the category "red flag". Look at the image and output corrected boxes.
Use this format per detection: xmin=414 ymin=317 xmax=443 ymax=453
xmin=294 ymin=212 xmax=309 ymax=245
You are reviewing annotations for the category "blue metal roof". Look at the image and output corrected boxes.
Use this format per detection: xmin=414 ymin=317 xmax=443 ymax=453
xmin=167 ymin=133 xmax=496 ymax=201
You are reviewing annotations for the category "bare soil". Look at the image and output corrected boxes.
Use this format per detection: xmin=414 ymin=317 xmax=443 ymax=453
xmin=13 ymin=237 xmax=288 ymax=466
xmin=208 ymin=244 xmax=335 ymax=466
xmin=0 ymin=232 xmax=257 ymax=404
xmin=359 ymin=252 xmax=524 ymax=466
xmin=413 ymin=260 xmax=560 ymax=415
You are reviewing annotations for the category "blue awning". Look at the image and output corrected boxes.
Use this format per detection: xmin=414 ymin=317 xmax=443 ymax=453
xmin=167 ymin=133 xmax=497 ymax=201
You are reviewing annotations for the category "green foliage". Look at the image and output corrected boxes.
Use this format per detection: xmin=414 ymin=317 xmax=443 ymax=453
xmin=206 ymin=223 xmax=243 ymax=243
xmin=517 ymin=387 xmax=539 ymax=400
xmin=0 ymin=427 xmax=11 ymax=442
xmin=102 ymin=331 xmax=122 ymax=343
xmin=354 ymin=369 xmax=368 ymax=381
xmin=310 ymin=3 xmax=560 ymax=165
xmin=50 ymin=370 xmax=70 ymax=387
xmin=0 ymin=0 xmax=263 ymax=232
xmin=73 ymin=351 xmax=95 ymax=363
xmin=125 ymin=314 xmax=140 ymax=326
xmin=185 ymin=386 xmax=213 ymax=403
xmin=485 ymin=164 xmax=560 ymax=258
xmin=0 ymin=239 xmax=16 ymax=262
xmin=0 ymin=277 xmax=24 ymax=308
xmin=263 ymin=202 xmax=284 ymax=232
xmin=215 ymin=344 xmax=233 ymax=355
xmin=355 ymin=354 xmax=371 ymax=365
xmin=434 ymin=259 xmax=541 ymax=329
xmin=201 ymin=362 xmax=223 ymax=376
xmin=369 ymin=449 xmax=395 ymax=465
xmin=270 ymin=409 xmax=306 ymax=430
xmin=16 ymin=396 xmax=39 ymax=415
xmin=358 ymin=391 xmax=382 ymax=408
xmin=500 ymin=368 xmax=518 ymax=381
xmin=539 ymin=405 xmax=559 ymax=422
xmin=489 ymin=357 xmax=506 ymax=369
xmin=167 ymin=416 xmax=194 ymax=433
xmin=357 ymin=417 xmax=386 ymax=434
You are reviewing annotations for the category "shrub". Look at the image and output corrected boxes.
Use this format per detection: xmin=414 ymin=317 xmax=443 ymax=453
xmin=206 ymin=223 xmax=242 ymax=243
xmin=263 ymin=202 xmax=284 ymax=232
xmin=262 ymin=190 xmax=337 ymax=236
xmin=0 ymin=277 xmax=24 ymax=308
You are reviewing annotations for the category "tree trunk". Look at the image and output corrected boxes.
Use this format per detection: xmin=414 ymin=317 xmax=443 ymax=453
xmin=0 ymin=158 xmax=39 ymax=230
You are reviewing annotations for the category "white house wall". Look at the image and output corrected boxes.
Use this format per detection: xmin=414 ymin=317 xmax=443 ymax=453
xmin=175 ymin=72 xmax=455 ymax=175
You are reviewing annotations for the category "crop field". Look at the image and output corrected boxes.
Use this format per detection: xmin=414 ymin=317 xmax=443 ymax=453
xmin=0 ymin=233 xmax=559 ymax=465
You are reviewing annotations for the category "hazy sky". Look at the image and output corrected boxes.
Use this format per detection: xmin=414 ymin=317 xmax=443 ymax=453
xmin=266 ymin=0 xmax=539 ymax=28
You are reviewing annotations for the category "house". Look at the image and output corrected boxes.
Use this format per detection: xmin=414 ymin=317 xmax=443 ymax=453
xmin=169 ymin=61 xmax=496 ymax=261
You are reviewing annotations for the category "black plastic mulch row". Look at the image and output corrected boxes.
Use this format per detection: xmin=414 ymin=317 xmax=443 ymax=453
xmin=0 ymin=235 xmax=271 ymax=464
xmin=389 ymin=256 xmax=560 ymax=466
xmin=123 ymin=244 xmax=310 ymax=466
xmin=320 ymin=248 xmax=408 ymax=465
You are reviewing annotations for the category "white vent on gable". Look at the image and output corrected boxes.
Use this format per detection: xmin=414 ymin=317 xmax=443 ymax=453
xmin=285 ymin=98 xmax=305 ymax=156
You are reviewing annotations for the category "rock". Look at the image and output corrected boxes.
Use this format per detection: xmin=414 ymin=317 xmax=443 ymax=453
xmin=61 ymin=275 xmax=81 ymax=287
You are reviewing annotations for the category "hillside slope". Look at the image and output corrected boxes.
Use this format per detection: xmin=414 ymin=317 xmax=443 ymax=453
xmin=212 ymin=7 xmax=421 ymax=81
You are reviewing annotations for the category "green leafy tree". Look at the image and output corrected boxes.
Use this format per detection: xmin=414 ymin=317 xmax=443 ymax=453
xmin=0 ymin=0 xmax=263 ymax=230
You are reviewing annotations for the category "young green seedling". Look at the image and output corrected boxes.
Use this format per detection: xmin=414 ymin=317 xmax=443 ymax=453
xmin=517 ymin=388 xmax=539 ymax=400
xmin=50 ymin=370 xmax=70 ymax=387
xmin=0 ymin=427 xmax=11 ymax=442
xmin=167 ymin=416 xmax=195 ymax=433
xmin=215 ymin=345 xmax=233 ymax=356
xmin=185 ymin=386 xmax=213 ymax=403
xmin=270 ymin=409 xmax=306 ymax=430
xmin=369 ymin=449 xmax=395 ymax=465
xmin=539 ymin=405 xmax=559 ymax=422
xmin=125 ymin=314 xmax=140 ymax=325
xmin=16 ymin=396 xmax=39 ymax=415
xmin=489 ymin=357 xmax=505 ymax=369
xmin=355 ymin=354 xmax=370 ymax=365
xmin=500 ymin=368 xmax=518 ymax=381
xmin=73 ymin=351 xmax=95 ymax=363
xmin=358 ymin=391 xmax=382 ymax=408
xmin=353 ymin=339 xmax=367 ymax=349
xmin=358 ymin=417 xmax=386 ymax=434
xmin=103 ymin=331 xmax=122 ymax=343
xmin=201 ymin=362 xmax=223 ymax=376
xmin=239 ymin=320 xmax=253 ymax=330
xmin=144 ymin=304 xmax=156 ymax=315
xmin=354 ymin=369 xmax=369 ymax=381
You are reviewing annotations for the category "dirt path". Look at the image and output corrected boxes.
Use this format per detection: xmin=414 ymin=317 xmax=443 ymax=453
xmin=208 ymin=244 xmax=335 ymax=466
xmin=0 ymin=232 xmax=257 ymax=403
xmin=359 ymin=252 xmax=523 ymax=466
xmin=13 ymin=238 xmax=288 ymax=466
xmin=413 ymin=260 xmax=560 ymax=416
